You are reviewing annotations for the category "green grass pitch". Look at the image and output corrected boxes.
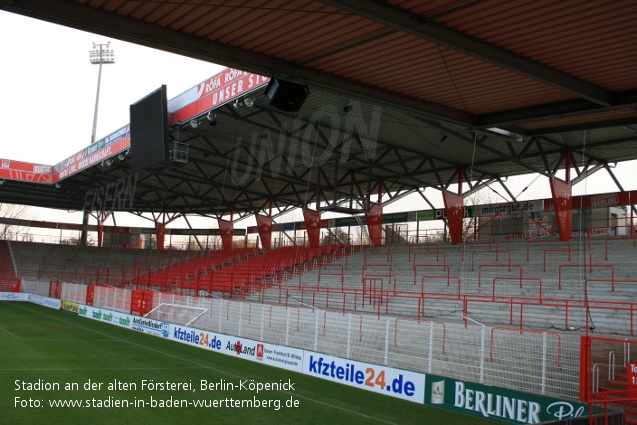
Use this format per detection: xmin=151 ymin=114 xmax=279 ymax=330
xmin=0 ymin=301 xmax=496 ymax=424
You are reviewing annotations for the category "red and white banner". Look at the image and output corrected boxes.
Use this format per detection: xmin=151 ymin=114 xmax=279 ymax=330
xmin=573 ymin=190 xmax=635 ymax=209
xmin=168 ymin=69 xmax=269 ymax=122
xmin=54 ymin=129 xmax=130 ymax=180
xmin=0 ymin=159 xmax=53 ymax=183
xmin=255 ymin=214 xmax=273 ymax=250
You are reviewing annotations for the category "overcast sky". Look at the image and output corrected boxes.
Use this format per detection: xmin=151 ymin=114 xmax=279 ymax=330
xmin=0 ymin=11 xmax=224 ymax=165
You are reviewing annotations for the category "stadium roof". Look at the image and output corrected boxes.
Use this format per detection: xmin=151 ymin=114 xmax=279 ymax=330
xmin=1 ymin=0 xmax=636 ymax=219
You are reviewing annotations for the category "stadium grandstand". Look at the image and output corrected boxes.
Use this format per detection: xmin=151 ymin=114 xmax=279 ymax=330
xmin=1 ymin=1 xmax=637 ymax=424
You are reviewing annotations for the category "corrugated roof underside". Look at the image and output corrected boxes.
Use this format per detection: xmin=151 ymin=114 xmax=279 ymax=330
xmin=78 ymin=0 xmax=637 ymax=133
xmin=82 ymin=0 xmax=603 ymax=117
xmin=399 ymin=0 xmax=637 ymax=92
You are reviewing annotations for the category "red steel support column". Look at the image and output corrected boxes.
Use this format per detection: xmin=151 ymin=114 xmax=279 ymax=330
xmin=303 ymin=209 xmax=321 ymax=248
xmin=256 ymin=214 xmax=273 ymax=250
xmin=365 ymin=179 xmax=384 ymax=246
xmin=155 ymin=222 xmax=166 ymax=252
xmin=550 ymin=178 xmax=573 ymax=241
xmin=97 ymin=219 xmax=104 ymax=248
xmin=218 ymin=219 xmax=234 ymax=251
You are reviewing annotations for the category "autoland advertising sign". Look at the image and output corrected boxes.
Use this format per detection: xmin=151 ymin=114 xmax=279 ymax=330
xmin=424 ymin=374 xmax=589 ymax=424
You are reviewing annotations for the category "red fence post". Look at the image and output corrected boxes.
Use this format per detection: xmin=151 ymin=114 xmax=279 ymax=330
xmin=86 ymin=285 xmax=95 ymax=306
xmin=580 ymin=335 xmax=591 ymax=403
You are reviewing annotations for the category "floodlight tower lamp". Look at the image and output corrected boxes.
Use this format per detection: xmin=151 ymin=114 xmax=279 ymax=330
xmin=89 ymin=42 xmax=116 ymax=144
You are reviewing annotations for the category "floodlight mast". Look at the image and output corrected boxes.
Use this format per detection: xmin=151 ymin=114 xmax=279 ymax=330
xmin=89 ymin=42 xmax=116 ymax=144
